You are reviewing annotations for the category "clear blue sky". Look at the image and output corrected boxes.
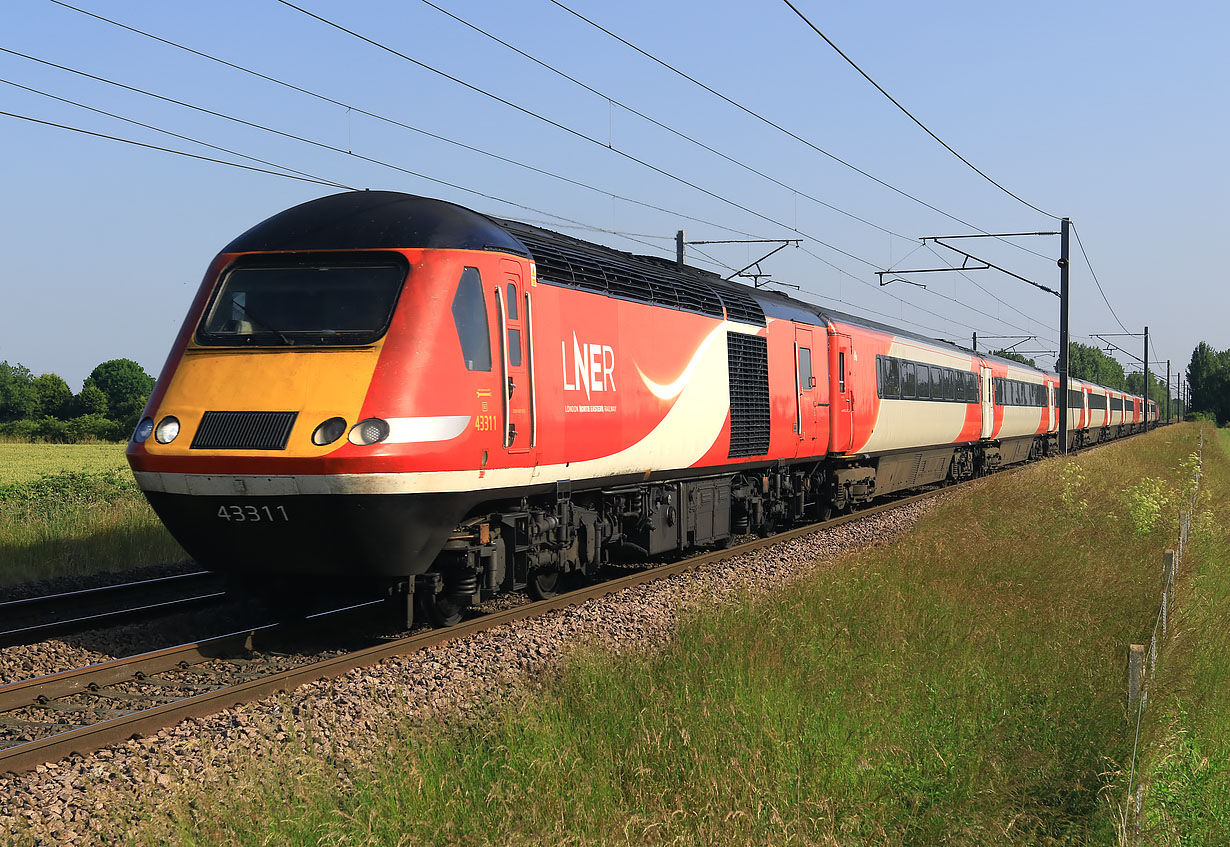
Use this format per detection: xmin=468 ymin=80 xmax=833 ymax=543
xmin=2 ymin=0 xmax=1225 ymax=392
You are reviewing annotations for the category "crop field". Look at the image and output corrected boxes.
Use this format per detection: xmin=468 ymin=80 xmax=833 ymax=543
xmin=0 ymin=443 xmax=186 ymax=588
xmin=0 ymin=441 xmax=130 ymax=486
xmin=99 ymin=423 xmax=1222 ymax=847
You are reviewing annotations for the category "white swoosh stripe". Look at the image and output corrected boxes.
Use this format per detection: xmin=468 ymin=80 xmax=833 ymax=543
xmin=636 ymin=324 xmax=724 ymax=400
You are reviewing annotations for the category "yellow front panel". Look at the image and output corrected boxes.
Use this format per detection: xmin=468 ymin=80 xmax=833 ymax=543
xmin=145 ymin=344 xmax=382 ymax=457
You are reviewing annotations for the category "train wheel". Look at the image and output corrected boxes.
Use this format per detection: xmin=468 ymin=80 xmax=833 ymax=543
xmin=419 ymin=594 xmax=465 ymax=628
xmin=527 ymin=568 xmax=560 ymax=601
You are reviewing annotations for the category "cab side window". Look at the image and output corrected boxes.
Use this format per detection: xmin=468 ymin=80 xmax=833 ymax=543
xmin=505 ymin=283 xmax=522 ymax=366
xmin=451 ymin=267 xmax=491 ymax=371
xmin=799 ymin=347 xmax=813 ymax=388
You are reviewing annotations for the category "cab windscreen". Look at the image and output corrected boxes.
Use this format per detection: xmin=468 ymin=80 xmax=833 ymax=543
xmin=196 ymin=252 xmax=408 ymax=346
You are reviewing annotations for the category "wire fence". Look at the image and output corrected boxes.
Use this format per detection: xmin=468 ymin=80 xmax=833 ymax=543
xmin=1118 ymin=428 xmax=1204 ymax=845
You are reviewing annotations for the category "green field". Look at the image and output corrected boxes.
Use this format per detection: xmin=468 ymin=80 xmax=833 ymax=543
xmin=0 ymin=441 xmax=130 ymax=485
xmin=77 ymin=423 xmax=1221 ymax=847
xmin=0 ymin=443 xmax=186 ymax=588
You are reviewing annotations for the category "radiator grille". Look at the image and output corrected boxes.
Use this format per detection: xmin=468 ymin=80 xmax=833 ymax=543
xmin=191 ymin=411 xmax=298 ymax=450
xmin=727 ymin=333 xmax=770 ymax=458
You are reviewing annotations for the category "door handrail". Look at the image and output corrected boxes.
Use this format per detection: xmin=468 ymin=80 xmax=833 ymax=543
xmin=495 ymin=287 xmax=511 ymax=449
xmin=525 ymin=290 xmax=537 ymax=448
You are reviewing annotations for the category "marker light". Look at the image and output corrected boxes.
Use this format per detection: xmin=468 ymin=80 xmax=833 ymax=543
xmin=348 ymin=418 xmax=390 ymax=445
xmin=132 ymin=417 xmax=154 ymax=443
xmin=154 ymin=416 xmax=181 ymax=444
xmin=312 ymin=417 xmax=348 ymax=446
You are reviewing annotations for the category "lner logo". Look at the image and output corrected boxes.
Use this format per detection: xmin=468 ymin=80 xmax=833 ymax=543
xmin=561 ymin=333 xmax=615 ymax=399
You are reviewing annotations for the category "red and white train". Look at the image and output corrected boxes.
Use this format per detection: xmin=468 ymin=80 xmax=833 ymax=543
xmin=127 ymin=191 xmax=1157 ymax=623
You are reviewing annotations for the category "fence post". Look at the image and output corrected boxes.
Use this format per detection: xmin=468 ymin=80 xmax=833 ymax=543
xmin=1163 ymin=550 xmax=1176 ymax=637
xmin=1127 ymin=644 xmax=1146 ymax=714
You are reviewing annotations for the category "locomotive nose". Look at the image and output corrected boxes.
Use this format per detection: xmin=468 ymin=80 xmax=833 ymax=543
xmin=131 ymin=345 xmax=382 ymax=460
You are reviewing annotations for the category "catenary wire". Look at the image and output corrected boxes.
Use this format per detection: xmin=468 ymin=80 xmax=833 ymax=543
xmin=0 ymin=48 xmax=785 ymax=256
xmin=1 ymin=39 xmax=763 ymax=242
xmin=0 ymin=109 xmax=351 ymax=188
xmin=414 ymin=0 xmax=911 ymax=242
xmin=0 ymin=76 xmax=344 ymax=188
xmin=36 ymin=1 xmax=1039 ymax=339
xmin=779 ymin=0 xmax=1059 ymax=221
xmin=544 ymin=0 xmax=1056 ymax=263
xmin=797 ymin=245 xmax=988 ymax=336
xmin=272 ymin=0 xmax=879 ymax=270
xmin=920 ymin=243 xmax=1060 ymax=344
xmin=1069 ymin=222 xmax=1131 ymax=335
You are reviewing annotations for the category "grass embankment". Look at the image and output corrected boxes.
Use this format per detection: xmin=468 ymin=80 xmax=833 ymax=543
xmin=115 ymin=426 xmax=1207 ymax=846
xmin=0 ymin=443 xmax=185 ymax=588
xmin=1130 ymin=427 xmax=1230 ymax=843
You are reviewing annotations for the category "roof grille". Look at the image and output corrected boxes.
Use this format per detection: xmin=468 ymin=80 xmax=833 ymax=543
xmin=717 ymin=286 xmax=766 ymax=326
xmin=191 ymin=411 xmax=298 ymax=450
xmin=498 ymin=219 xmax=764 ymax=323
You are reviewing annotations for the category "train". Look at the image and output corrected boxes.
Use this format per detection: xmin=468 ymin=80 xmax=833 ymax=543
xmin=126 ymin=190 xmax=1159 ymax=625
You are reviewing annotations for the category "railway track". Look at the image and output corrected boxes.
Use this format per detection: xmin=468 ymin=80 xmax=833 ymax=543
xmin=0 ymin=486 xmax=949 ymax=776
xmin=0 ymin=571 xmax=230 ymax=647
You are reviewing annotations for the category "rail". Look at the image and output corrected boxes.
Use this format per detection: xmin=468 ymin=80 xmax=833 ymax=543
xmin=0 ymin=571 xmax=227 ymax=647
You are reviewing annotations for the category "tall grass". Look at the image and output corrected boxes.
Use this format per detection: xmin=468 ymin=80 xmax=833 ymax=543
xmin=80 ymin=426 xmax=1208 ymax=846
xmin=1127 ymin=427 xmax=1230 ymax=844
xmin=0 ymin=470 xmax=186 ymax=588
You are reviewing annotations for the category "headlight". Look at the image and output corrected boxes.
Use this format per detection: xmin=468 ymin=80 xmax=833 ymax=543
xmin=132 ymin=417 xmax=154 ymax=443
xmin=348 ymin=418 xmax=390 ymax=445
xmin=312 ymin=417 xmax=347 ymax=446
xmin=154 ymin=416 xmax=181 ymax=444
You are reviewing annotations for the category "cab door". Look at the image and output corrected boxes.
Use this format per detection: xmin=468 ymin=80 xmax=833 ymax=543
xmin=496 ymin=262 xmax=533 ymax=456
xmin=828 ymin=331 xmax=854 ymax=453
xmin=793 ymin=325 xmax=826 ymax=454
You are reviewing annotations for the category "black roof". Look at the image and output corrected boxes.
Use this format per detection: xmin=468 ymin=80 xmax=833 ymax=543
xmin=223 ymin=191 xmax=528 ymax=256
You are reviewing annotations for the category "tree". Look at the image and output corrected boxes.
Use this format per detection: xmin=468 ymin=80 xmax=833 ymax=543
xmin=991 ymin=349 xmax=1036 ymax=367
xmin=1067 ymin=342 xmax=1126 ymax=390
xmin=1125 ymin=372 xmax=1171 ymax=409
xmin=1186 ymin=341 xmax=1230 ymax=424
xmin=0 ymin=361 xmax=36 ymax=422
xmin=32 ymin=373 xmax=72 ymax=419
xmin=87 ymin=359 xmax=155 ymax=424
xmin=74 ymin=380 xmax=109 ymax=418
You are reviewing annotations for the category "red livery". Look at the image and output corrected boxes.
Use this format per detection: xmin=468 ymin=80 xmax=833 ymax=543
xmin=127 ymin=192 xmax=1155 ymax=624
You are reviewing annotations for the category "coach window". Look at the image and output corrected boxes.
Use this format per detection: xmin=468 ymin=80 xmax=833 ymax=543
xmin=799 ymin=347 xmax=814 ymax=389
xmin=916 ymin=365 xmax=930 ymax=400
xmin=943 ymin=369 xmax=955 ymax=401
xmin=883 ymin=357 xmax=899 ymax=398
xmin=954 ymin=371 xmax=965 ymax=402
xmin=450 ymin=267 xmax=492 ymax=371
xmin=902 ymin=362 xmax=917 ymax=399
